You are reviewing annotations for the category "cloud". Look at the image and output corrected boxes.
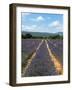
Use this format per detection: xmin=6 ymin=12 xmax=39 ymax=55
xmin=31 ymin=16 xmax=44 ymax=22
xmin=49 ymin=20 xmax=62 ymax=30
xmin=22 ymin=25 xmax=37 ymax=31
xmin=22 ymin=24 xmax=51 ymax=33
xmin=36 ymin=16 xmax=44 ymax=21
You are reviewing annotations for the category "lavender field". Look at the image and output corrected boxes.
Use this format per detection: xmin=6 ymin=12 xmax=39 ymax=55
xmin=21 ymin=39 xmax=63 ymax=77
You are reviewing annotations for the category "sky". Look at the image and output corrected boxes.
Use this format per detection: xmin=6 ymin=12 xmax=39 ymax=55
xmin=21 ymin=12 xmax=63 ymax=33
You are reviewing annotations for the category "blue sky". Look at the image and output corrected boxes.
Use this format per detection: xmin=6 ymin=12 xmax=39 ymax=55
xmin=21 ymin=12 xmax=63 ymax=33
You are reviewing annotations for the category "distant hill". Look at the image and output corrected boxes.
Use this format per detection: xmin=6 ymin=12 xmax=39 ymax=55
xmin=57 ymin=32 xmax=63 ymax=36
xmin=22 ymin=31 xmax=63 ymax=38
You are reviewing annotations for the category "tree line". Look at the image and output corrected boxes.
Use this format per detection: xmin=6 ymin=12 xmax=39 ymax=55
xmin=22 ymin=33 xmax=63 ymax=39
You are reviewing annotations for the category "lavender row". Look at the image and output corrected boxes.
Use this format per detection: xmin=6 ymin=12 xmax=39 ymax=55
xmin=48 ymin=39 xmax=63 ymax=52
xmin=22 ymin=39 xmax=41 ymax=54
xmin=21 ymin=39 xmax=42 ymax=69
xmin=47 ymin=40 xmax=63 ymax=65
